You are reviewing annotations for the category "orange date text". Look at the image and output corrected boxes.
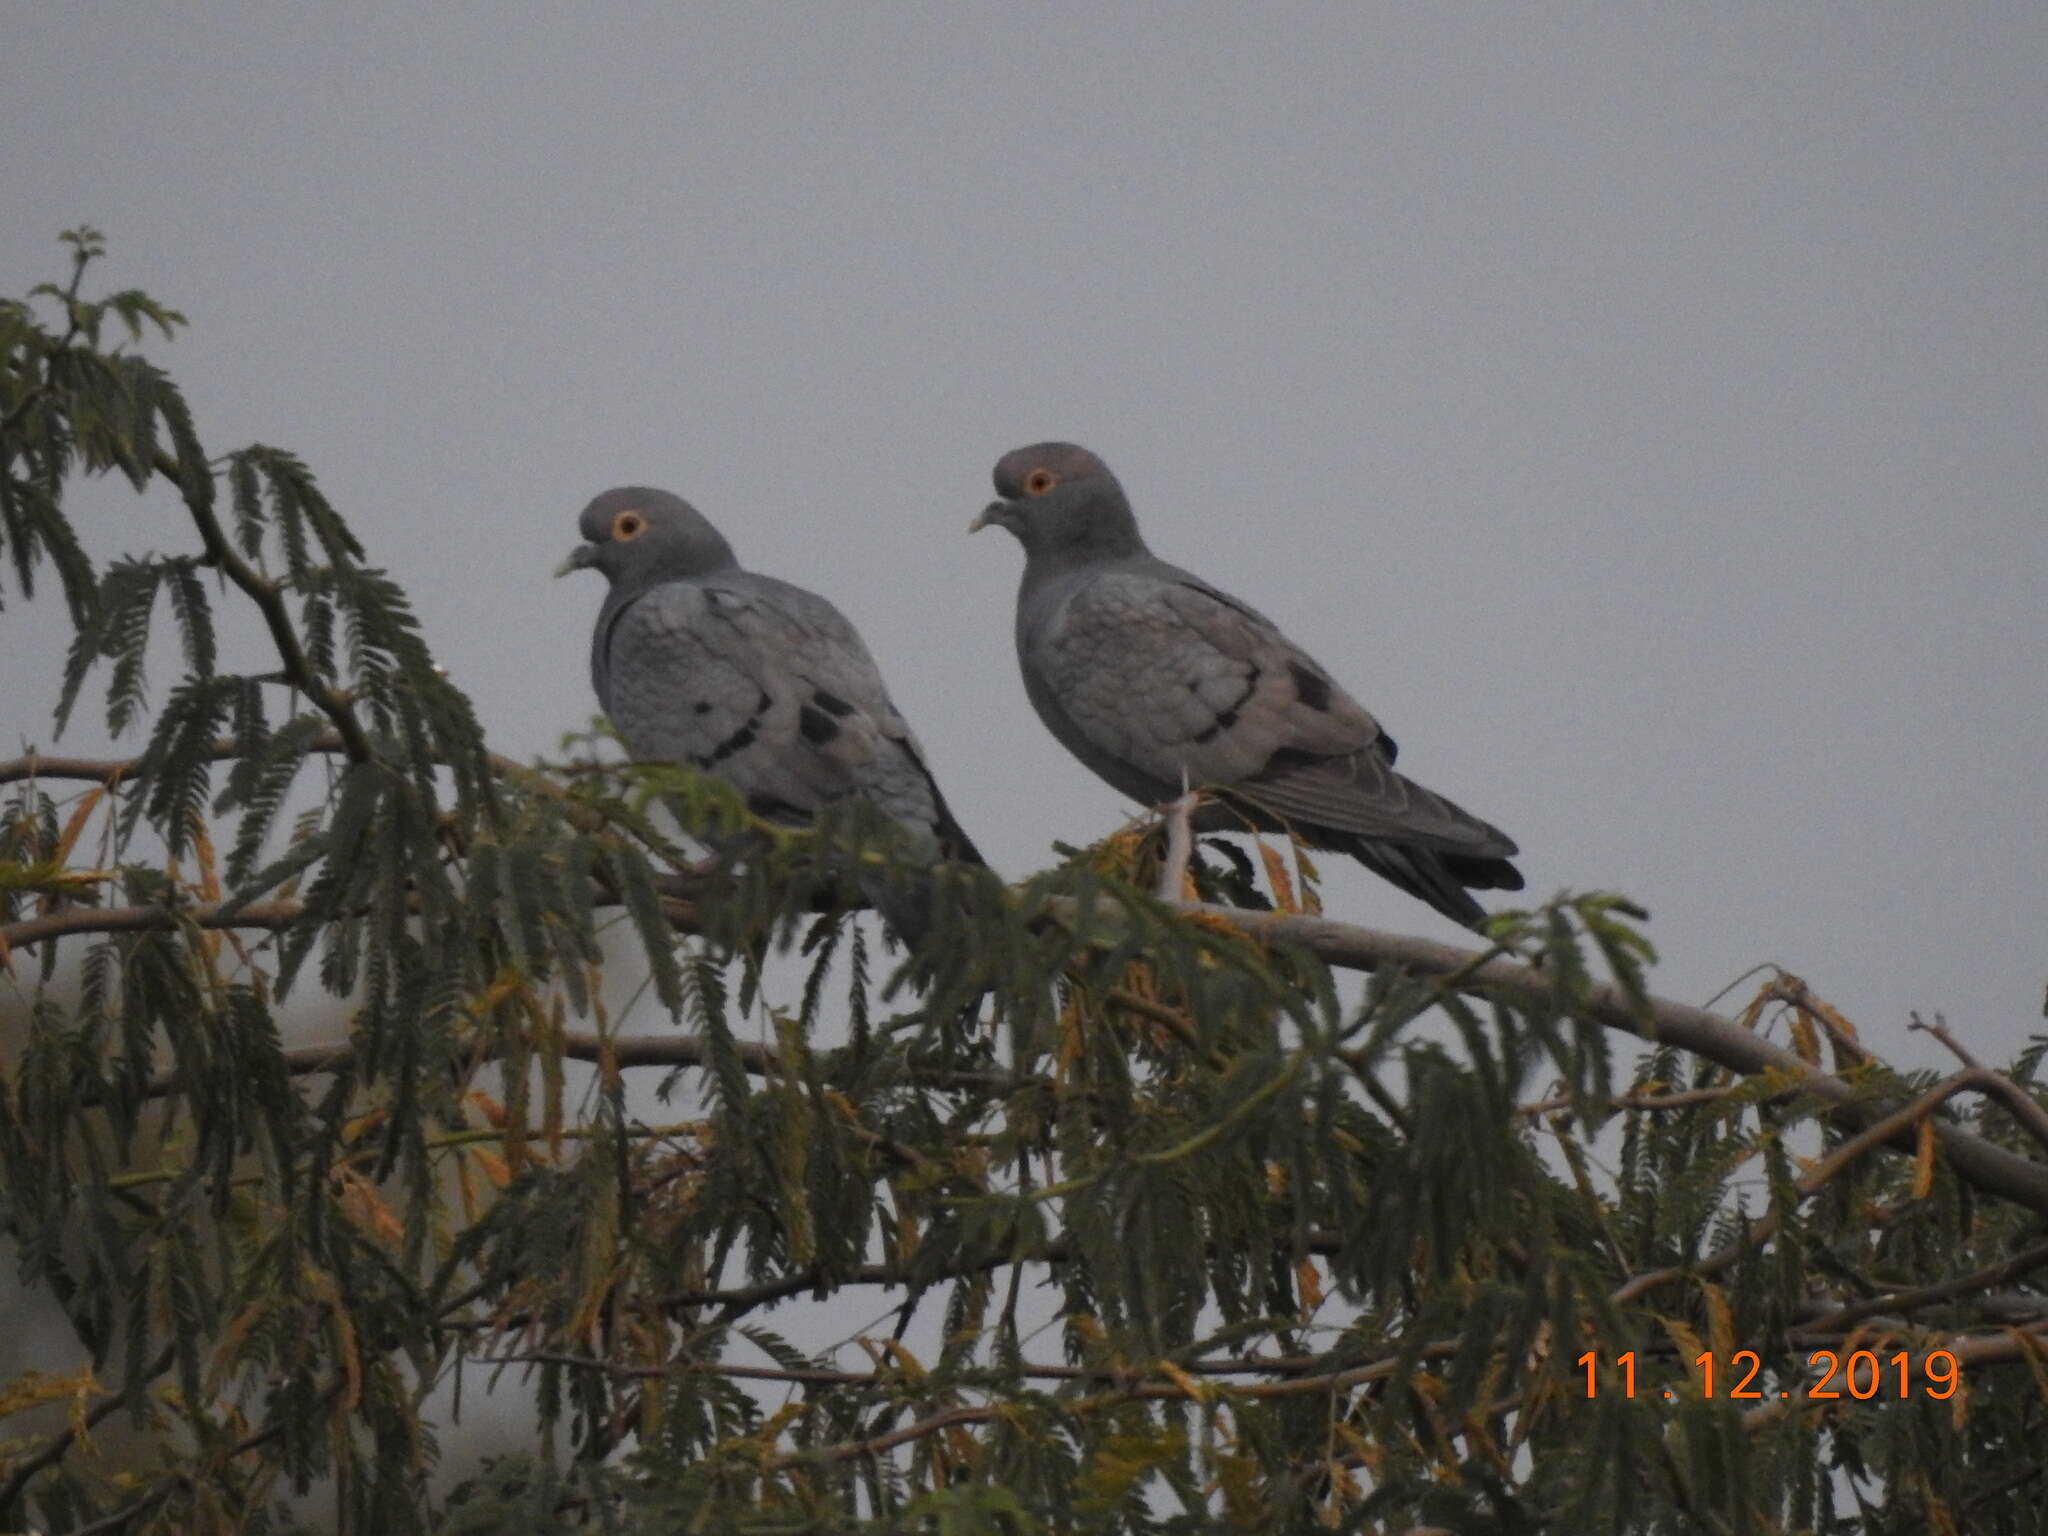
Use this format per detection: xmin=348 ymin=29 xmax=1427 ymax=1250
xmin=1575 ymin=1349 xmax=1959 ymax=1401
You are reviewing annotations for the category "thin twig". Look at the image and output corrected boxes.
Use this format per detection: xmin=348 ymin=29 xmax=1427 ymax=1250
xmin=1911 ymin=1011 xmax=1985 ymax=1071
xmin=223 ymin=1029 xmax=1008 ymax=1102
xmin=1517 ymin=1086 xmax=1752 ymax=1118
xmin=480 ymin=1348 xmax=1332 ymax=1386
xmin=149 ymin=448 xmax=374 ymax=762
xmin=0 ymin=1346 xmax=176 ymax=1517
xmin=1790 ymin=1238 xmax=2048 ymax=1338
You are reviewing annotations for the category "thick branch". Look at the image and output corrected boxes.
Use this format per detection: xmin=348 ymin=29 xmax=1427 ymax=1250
xmin=1 ymin=898 xmax=306 ymax=951
xmin=1164 ymin=901 xmax=2048 ymax=1219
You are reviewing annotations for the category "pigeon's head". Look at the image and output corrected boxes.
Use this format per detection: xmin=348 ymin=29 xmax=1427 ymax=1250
xmin=971 ymin=442 xmax=1146 ymax=562
xmin=556 ymin=487 xmax=739 ymax=590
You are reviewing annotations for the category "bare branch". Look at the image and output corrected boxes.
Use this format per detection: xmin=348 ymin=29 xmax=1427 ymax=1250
xmin=1912 ymin=1010 xmax=1985 ymax=1070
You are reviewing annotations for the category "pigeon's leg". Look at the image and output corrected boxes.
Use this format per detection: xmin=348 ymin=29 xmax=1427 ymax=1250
xmin=1155 ymin=789 xmax=1202 ymax=902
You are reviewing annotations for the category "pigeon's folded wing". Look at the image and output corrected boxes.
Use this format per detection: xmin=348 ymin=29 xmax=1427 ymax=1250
xmin=603 ymin=576 xmax=980 ymax=863
xmin=1031 ymin=568 xmax=1513 ymax=859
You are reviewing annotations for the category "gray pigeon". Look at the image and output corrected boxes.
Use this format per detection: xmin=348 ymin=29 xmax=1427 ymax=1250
xmin=971 ymin=443 xmax=1520 ymax=928
xmin=560 ymin=487 xmax=983 ymax=936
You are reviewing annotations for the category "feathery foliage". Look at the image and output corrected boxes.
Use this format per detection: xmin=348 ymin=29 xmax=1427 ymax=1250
xmin=3 ymin=233 xmax=2047 ymax=1535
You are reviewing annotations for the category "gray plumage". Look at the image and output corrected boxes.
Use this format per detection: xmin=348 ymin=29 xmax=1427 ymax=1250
xmin=561 ymin=487 xmax=981 ymax=934
xmin=972 ymin=443 xmax=1520 ymax=928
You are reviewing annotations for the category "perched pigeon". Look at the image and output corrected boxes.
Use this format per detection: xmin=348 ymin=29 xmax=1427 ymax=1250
xmin=971 ymin=443 xmax=1521 ymax=928
xmin=560 ymin=487 xmax=982 ymax=937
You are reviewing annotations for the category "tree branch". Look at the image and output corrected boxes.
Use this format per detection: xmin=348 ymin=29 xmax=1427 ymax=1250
xmin=148 ymin=449 xmax=375 ymax=763
xmin=1611 ymin=1070 xmax=2031 ymax=1305
xmin=0 ymin=733 xmax=536 ymax=791
xmin=1160 ymin=900 xmax=2048 ymax=1219
xmin=15 ymin=884 xmax=2045 ymax=1218
xmin=0 ymin=1346 xmax=175 ymax=1520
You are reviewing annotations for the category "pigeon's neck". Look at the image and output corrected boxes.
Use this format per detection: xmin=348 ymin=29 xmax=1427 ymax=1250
xmin=611 ymin=547 xmax=742 ymax=601
xmin=1020 ymin=498 xmax=1150 ymax=584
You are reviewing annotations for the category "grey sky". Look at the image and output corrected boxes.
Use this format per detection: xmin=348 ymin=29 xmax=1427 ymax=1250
xmin=7 ymin=4 xmax=2044 ymax=1068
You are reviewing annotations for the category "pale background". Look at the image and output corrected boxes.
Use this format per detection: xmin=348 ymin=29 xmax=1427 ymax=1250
xmin=4 ymin=0 xmax=2044 ymax=1495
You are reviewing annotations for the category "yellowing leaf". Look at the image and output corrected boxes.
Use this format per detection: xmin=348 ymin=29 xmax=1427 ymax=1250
xmin=1659 ymin=1316 xmax=1707 ymax=1379
xmin=334 ymin=1168 xmax=403 ymax=1248
xmin=1913 ymin=1116 xmax=1938 ymax=1199
xmin=1733 ymin=977 xmax=1775 ymax=1033
xmin=52 ymin=785 xmax=107 ymax=869
xmin=0 ymin=859 xmax=117 ymax=896
xmin=1787 ymin=1006 xmax=1820 ymax=1065
xmin=470 ymin=1148 xmax=512 ymax=1189
xmin=0 ymin=1365 xmax=101 ymax=1428
xmin=189 ymin=813 xmax=221 ymax=902
xmin=1295 ymin=1257 xmax=1325 ymax=1314
xmin=1256 ymin=841 xmax=1298 ymax=914
xmin=1699 ymin=1280 xmax=1735 ymax=1361
xmin=878 ymin=1339 xmax=928 ymax=1381
xmin=1158 ymin=1360 xmax=1210 ymax=1401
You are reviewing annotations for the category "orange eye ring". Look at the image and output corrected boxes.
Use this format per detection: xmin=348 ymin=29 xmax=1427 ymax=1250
xmin=1023 ymin=468 xmax=1057 ymax=496
xmin=611 ymin=510 xmax=647 ymax=541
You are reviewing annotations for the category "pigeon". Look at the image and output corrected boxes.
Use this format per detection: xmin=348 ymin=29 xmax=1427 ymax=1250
xmin=970 ymin=443 xmax=1521 ymax=928
xmin=559 ymin=487 xmax=983 ymax=938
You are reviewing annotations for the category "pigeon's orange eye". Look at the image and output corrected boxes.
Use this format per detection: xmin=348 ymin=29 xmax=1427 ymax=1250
xmin=611 ymin=510 xmax=648 ymax=541
xmin=1023 ymin=468 xmax=1057 ymax=497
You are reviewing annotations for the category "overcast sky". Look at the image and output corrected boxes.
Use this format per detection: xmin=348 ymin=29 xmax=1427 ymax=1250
xmin=7 ymin=5 xmax=2044 ymax=1070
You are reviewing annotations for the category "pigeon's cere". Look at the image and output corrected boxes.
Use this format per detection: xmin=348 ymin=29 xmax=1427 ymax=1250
xmin=974 ymin=442 xmax=1521 ymax=929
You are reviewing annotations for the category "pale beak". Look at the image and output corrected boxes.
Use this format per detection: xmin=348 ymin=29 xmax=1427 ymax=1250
xmin=969 ymin=499 xmax=1012 ymax=534
xmin=555 ymin=544 xmax=597 ymax=577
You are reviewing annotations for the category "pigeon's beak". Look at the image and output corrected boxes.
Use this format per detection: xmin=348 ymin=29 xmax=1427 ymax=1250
xmin=554 ymin=543 xmax=598 ymax=577
xmin=969 ymin=499 xmax=1014 ymax=534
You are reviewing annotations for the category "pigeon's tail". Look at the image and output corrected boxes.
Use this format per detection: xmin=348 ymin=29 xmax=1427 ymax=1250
xmin=859 ymin=856 xmax=988 ymax=950
xmin=1232 ymin=751 xmax=1520 ymax=864
xmin=1330 ymin=834 xmax=1522 ymax=932
xmin=929 ymin=799 xmax=987 ymax=870
xmin=862 ymin=802 xmax=987 ymax=948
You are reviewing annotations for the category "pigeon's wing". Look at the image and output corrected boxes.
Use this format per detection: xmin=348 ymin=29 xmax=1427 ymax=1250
xmin=1026 ymin=566 xmax=1514 ymax=859
xmin=601 ymin=575 xmax=980 ymax=863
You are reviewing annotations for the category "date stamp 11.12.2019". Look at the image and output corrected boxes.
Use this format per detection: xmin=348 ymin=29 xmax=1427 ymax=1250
xmin=1577 ymin=1349 xmax=1961 ymax=1402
